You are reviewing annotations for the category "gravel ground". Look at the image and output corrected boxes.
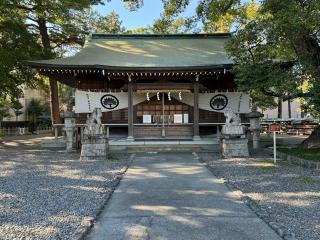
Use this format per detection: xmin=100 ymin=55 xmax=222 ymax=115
xmin=0 ymin=147 xmax=131 ymax=240
xmin=199 ymin=152 xmax=320 ymax=240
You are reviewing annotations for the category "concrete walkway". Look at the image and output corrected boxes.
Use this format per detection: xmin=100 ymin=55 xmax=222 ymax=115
xmin=86 ymin=153 xmax=281 ymax=240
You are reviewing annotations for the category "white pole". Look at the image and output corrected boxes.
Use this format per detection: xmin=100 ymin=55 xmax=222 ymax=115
xmin=273 ymin=131 xmax=276 ymax=164
xmin=162 ymin=92 xmax=165 ymax=137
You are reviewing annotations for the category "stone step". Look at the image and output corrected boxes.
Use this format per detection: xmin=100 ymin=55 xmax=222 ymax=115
xmin=125 ymin=144 xmax=219 ymax=153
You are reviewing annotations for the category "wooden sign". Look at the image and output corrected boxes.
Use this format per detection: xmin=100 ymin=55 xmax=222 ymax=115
xmin=270 ymin=123 xmax=281 ymax=132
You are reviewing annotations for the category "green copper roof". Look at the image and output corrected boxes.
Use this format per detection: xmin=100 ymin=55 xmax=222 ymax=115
xmin=26 ymin=33 xmax=233 ymax=70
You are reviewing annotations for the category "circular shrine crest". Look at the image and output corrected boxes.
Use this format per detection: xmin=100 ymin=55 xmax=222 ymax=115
xmin=100 ymin=94 xmax=119 ymax=110
xmin=210 ymin=94 xmax=228 ymax=111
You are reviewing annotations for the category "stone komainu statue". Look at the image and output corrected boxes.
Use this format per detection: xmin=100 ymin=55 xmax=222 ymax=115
xmin=84 ymin=108 xmax=104 ymax=136
xmin=223 ymin=107 xmax=241 ymax=125
xmin=80 ymin=108 xmax=108 ymax=160
xmin=221 ymin=108 xmax=249 ymax=157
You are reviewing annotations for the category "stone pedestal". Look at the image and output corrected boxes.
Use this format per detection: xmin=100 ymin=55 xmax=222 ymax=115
xmin=222 ymin=125 xmax=246 ymax=138
xmin=221 ymin=138 xmax=249 ymax=158
xmin=220 ymin=108 xmax=249 ymax=158
xmin=80 ymin=135 xmax=108 ymax=160
xmin=80 ymin=108 xmax=108 ymax=160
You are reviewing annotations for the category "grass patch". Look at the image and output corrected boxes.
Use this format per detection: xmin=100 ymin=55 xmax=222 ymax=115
xmin=300 ymin=176 xmax=320 ymax=184
xmin=278 ymin=147 xmax=320 ymax=162
xmin=107 ymin=152 xmax=120 ymax=161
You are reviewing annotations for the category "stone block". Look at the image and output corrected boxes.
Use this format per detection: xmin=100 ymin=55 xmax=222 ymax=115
xmin=222 ymin=125 xmax=245 ymax=136
xmin=221 ymin=138 xmax=249 ymax=158
xmin=80 ymin=136 xmax=108 ymax=160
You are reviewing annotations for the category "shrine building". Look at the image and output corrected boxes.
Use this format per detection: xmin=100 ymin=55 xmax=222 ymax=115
xmin=26 ymin=33 xmax=250 ymax=141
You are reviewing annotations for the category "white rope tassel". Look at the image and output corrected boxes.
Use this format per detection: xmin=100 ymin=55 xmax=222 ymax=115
xmin=168 ymin=92 xmax=171 ymax=101
xmin=146 ymin=92 xmax=150 ymax=101
xmin=157 ymin=92 xmax=160 ymax=101
xmin=179 ymin=91 xmax=182 ymax=101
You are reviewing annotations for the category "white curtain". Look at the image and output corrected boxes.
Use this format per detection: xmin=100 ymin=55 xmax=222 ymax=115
xmin=75 ymin=90 xmax=249 ymax=114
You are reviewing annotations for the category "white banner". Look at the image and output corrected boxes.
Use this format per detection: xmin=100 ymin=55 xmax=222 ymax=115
xmin=75 ymin=90 xmax=150 ymax=113
xmin=171 ymin=92 xmax=249 ymax=113
xmin=75 ymin=90 xmax=249 ymax=113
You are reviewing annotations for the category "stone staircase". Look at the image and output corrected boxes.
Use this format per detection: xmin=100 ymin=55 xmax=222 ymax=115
xmin=109 ymin=139 xmax=220 ymax=153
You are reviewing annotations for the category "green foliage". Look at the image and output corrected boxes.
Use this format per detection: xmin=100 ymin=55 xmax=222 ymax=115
xmin=10 ymin=99 xmax=23 ymax=121
xmin=58 ymin=84 xmax=75 ymax=110
xmin=123 ymin=0 xmax=144 ymax=11
xmin=0 ymin=18 xmax=42 ymax=99
xmin=27 ymin=99 xmax=45 ymax=123
xmin=278 ymin=147 xmax=320 ymax=163
xmin=204 ymin=0 xmax=320 ymax=117
xmin=196 ymin=0 xmax=259 ymax=32
xmin=94 ymin=11 xmax=125 ymax=33
xmin=0 ymin=0 xmax=128 ymax=121
xmin=151 ymin=16 xmax=197 ymax=34
xmin=0 ymin=100 xmax=11 ymax=122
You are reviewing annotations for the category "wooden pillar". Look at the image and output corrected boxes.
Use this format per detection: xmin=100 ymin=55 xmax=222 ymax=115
xmin=127 ymin=75 xmax=134 ymax=141
xmin=193 ymin=75 xmax=201 ymax=140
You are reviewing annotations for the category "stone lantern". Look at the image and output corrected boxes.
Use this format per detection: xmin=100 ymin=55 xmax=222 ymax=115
xmin=60 ymin=110 xmax=77 ymax=152
xmin=246 ymin=105 xmax=264 ymax=150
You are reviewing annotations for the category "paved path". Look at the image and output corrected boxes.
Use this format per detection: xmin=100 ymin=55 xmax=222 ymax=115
xmin=86 ymin=153 xmax=281 ymax=240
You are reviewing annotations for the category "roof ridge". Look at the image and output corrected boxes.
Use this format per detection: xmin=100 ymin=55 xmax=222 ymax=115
xmin=90 ymin=33 xmax=231 ymax=39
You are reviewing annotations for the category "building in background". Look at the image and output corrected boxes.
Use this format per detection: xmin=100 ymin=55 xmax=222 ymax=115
xmin=4 ymin=86 xmax=49 ymax=122
xmin=261 ymin=98 xmax=310 ymax=120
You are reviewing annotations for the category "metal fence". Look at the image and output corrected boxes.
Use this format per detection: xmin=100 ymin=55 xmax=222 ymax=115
xmin=0 ymin=126 xmax=52 ymax=137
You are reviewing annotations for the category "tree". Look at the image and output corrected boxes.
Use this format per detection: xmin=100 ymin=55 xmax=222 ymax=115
xmin=0 ymin=99 xmax=11 ymax=128
xmin=0 ymin=17 xmax=42 ymax=100
xmin=26 ymin=99 xmax=45 ymax=133
xmin=196 ymin=0 xmax=258 ymax=32
xmin=151 ymin=16 xmax=197 ymax=34
xmin=10 ymin=99 xmax=24 ymax=121
xmin=94 ymin=11 xmax=125 ymax=33
xmin=223 ymin=0 xmax=320 ymax=116
xmin=2 ymin=0 xmax=108 ymax=126
xmin=1 ymin=1 xmax=134 ymax=126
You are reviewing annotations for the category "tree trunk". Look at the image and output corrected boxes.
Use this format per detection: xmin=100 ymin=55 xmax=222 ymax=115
xmin=293 ymin=34 xmax=320 ymax=68
xmin=49 ymin=78 xmax=60 ymax=125
xmin=288 ymin=99 xmax=291 ymax=118
xmin=37 ymin=17 xmax=61 ymax=125
xmin=277 ymin=99 xmax=282 ymax=118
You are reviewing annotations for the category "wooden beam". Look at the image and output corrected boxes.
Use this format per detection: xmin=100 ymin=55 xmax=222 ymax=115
xmin=193 ymin=75 xmax=201 ymax=140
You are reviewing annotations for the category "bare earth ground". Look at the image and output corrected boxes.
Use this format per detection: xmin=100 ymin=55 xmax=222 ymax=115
xmin=200 ymin=153 xmax=320 ymax=240
xmin=0 ymin=136 xmax=130 ymax=240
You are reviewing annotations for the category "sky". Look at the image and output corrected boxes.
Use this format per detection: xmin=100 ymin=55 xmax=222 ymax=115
xmin=93 ymin=0 xmax=199 ymax=30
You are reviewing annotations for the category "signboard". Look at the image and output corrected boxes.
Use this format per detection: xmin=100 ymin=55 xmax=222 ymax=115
xmin=270 ymin=123 xmax=281 ymax=132
xmin=143 ymin=115 xmax=152 ymax=124
xmin=174 ymin=114 xmax=183 ymax=124
xmin=183 ymin=114 xmax=189 ymax=123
